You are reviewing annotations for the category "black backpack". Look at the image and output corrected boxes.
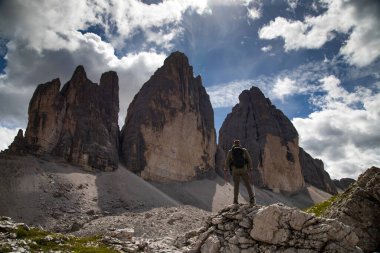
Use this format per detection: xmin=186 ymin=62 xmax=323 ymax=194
xmin=231 ymin=147 xmax=246 ymax=169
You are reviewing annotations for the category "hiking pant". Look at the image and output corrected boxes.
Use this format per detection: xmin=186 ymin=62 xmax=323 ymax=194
xmin=232 ymin=168 xmax=255 ymax=203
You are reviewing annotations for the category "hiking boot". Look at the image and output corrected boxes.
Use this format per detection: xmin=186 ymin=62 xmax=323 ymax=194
xmin=249 ymin=197 xmax=256 ymax=205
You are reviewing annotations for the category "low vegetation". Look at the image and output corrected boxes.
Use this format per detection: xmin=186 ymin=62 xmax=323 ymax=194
xmin=304 ymin=193 xmax=341 ymax=217
xmin=1 ymin=225 xmax=118 ymax=253
xmin=305 ymin=181 xmax=357 ymax=217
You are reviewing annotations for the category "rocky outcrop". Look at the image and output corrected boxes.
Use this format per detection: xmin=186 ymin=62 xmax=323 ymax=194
xmin=333 ymin=178 xmax=356 ymax=191
xmin=217 ymin=86 xmax=337 ymax=194
xmin=6 ymin=66 xmax=119 ymax=171
xmin=299 ymin=148 xmax=337 ymax=194
xmin=176 ymin=203 xmax=362 ymax=252
xmin=120 ymin=52 xmax=216 ymax=181
xmin=324 ymin=167 xmax=380 ymax=253
xmin=218 ymin=87 xmax=305 ymax=193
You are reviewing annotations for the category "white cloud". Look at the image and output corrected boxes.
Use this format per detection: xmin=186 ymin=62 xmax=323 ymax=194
xmin=106 ymin=0 xmax=210 ymax=47
xmin=0 ymin=0 xmax=210 ymax=52
xmin=242 ymin=0 xmax=263 ymax=21
xmin=207 ymin=59 xmax=337 ymax=108
xmin=271 ymin=77 xmax=299 ymax=101
xmin=287 ymin=0 xmax=298 ymax=10
xmin=0 ymin=32 xmax=166 ymax=128
xmin=0 ymin=127 xmax=21 ymax=151
xmin=293 ymin=75 xmax=380 ymax=179
xmin=258 ymin=0 xmax=380 ymax=67
xmin=261 ymin=45 xmax=272 ymax=52
xmin=247 ymin=7 xmax=261 ymax=20
xmin=207 ymin=79 xmax=268 ymax=108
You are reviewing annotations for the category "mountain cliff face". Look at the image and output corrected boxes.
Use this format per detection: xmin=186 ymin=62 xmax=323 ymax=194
xmin=218 ymin=87 xmax=337 ymax=194
xmin=218 ymin=87 xmax=305 ymax=193
xmin=6 ymin=66 xmax=119 ymax=171
xmin=333 ymin=177 xmax=356 ymax=191
xmin=120 ymin=52 xmax=216 ymax=182
xmin=300 ymin=148 xmax=337 ymax=194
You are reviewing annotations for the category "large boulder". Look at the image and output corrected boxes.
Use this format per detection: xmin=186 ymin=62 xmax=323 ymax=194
xmin=324 ymin=167 xmax=380 ymax=253
xmin=177 ymin=203 xmax=362 ymax=253
xmin=5 ymin=66 xmax=119 ymax=171
xmin=217 ymin=87 xmax=305 ymax=193
xmin=120 ymin=52 xmax=216 ymax=181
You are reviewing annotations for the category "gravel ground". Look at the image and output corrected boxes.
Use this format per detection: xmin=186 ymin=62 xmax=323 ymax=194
xmin=74 ymin=205 xmax=211 ymax=239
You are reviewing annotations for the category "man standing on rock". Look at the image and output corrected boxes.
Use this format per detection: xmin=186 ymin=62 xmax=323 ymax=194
xmin=224 ymin=140 xmax=256 ymax=205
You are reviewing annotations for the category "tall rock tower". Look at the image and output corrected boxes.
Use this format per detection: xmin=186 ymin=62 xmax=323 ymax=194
xmin=218 ymin=86 xmax=337 ymax=194
xmin=8 ymin=66 xmax=120 ymax=171
xmin=120 ymin=52 xmax=216 ymax=181
xmin=218 ymin=87 xmax=305 ymax=192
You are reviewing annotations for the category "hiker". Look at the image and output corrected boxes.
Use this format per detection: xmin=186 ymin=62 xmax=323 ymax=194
xmin=224 ymin=140 xmax=256 ymax=205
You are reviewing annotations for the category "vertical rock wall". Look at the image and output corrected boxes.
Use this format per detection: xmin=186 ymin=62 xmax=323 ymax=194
xmin=9 ymin=66 xmax=119 ymax=171
xmin=299 ymin=148 xmax=337 ymax=194
xmin=218 ymin=87 xmax=305 ymax=192
xmin=218 ymin=86 xmax=338 ymax=194
xmin=120 ymin=52 xmax=216 ymax=181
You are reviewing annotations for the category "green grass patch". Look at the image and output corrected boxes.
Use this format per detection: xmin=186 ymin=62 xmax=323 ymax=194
xmin=12 ymin=225 xmax=119 ymax=253
xmin=304 ymin=183 xmax=357 ymax=217
xmin=16 ymin=226 xmax=50 ymax=239
xmin=304 ymin=193 xmax=341 ymax=217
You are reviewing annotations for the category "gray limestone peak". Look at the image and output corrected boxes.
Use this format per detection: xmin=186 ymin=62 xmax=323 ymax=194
xmin=120 ymin=51 xmax=216 ymax=181
xmin=218 ymin=86 xmax=305 ymax=192
xmin=4 ymin=66 xmax=119 ymax=171
xmin=217 ymin=86 xmax=337 ymax=194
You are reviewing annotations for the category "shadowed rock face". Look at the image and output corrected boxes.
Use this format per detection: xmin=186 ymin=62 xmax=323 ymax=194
xmin=325 ymin=167 xmax=380 ymax=253
xmin=120 ymin=52 xmax=216 ymax=182
xmin=6 ymin=66 xmax=119 ymax=171
xmin=300 ymin=148 xmax=337 ymax=194
xmin=217 ymin=87 xmax=305 ymax=193
xmin=333 ymin=177 xmax=356 ymax=191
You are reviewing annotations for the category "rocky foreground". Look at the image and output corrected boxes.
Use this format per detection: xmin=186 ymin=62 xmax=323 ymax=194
xmin=324 ymin=166 xmax=380 ymax=253
xmin=178 ymin=203 xmax=362 ymax=253
xmin=1 ymin=203 xmax=363 ymax=253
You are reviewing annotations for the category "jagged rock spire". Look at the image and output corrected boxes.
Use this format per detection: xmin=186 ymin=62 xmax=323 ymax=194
xmin=6 ymin=66 xmax=119 ymax=171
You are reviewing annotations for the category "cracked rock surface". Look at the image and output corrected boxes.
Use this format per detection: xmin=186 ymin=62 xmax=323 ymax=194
xmin=177 ymin=203 xmax=363 ymax=253
xmin=324 ymin=167 xmax=380 ymax=253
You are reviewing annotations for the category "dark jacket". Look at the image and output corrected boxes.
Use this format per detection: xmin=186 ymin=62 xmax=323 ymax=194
xmin=224 ymin=145 xmax=253 ymax=171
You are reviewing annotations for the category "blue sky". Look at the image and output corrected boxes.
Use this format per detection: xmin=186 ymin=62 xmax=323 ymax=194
xmin=0 ymin=0 xmax=379 ymax=179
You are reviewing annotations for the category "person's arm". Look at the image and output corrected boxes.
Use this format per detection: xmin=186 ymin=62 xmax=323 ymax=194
xmin=245 ymin=149 xmax=253 ymax=170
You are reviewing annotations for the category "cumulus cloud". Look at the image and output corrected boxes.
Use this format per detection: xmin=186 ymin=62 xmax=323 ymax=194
xmin=258 ymin=0 xmax=380 ymax=67
xmin=271 ymin=77 xmax=298 ymax=101
xmin=0 ymin=0 xmax=210 ymax=52
xmin=0 ymin=33 xmax=166 ymax=129
xmin=293 ymin=75 xmax=380 ymax=179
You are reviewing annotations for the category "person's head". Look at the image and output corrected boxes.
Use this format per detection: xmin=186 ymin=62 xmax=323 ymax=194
xmin=233 ymin=139 xmax=240 ymax=146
